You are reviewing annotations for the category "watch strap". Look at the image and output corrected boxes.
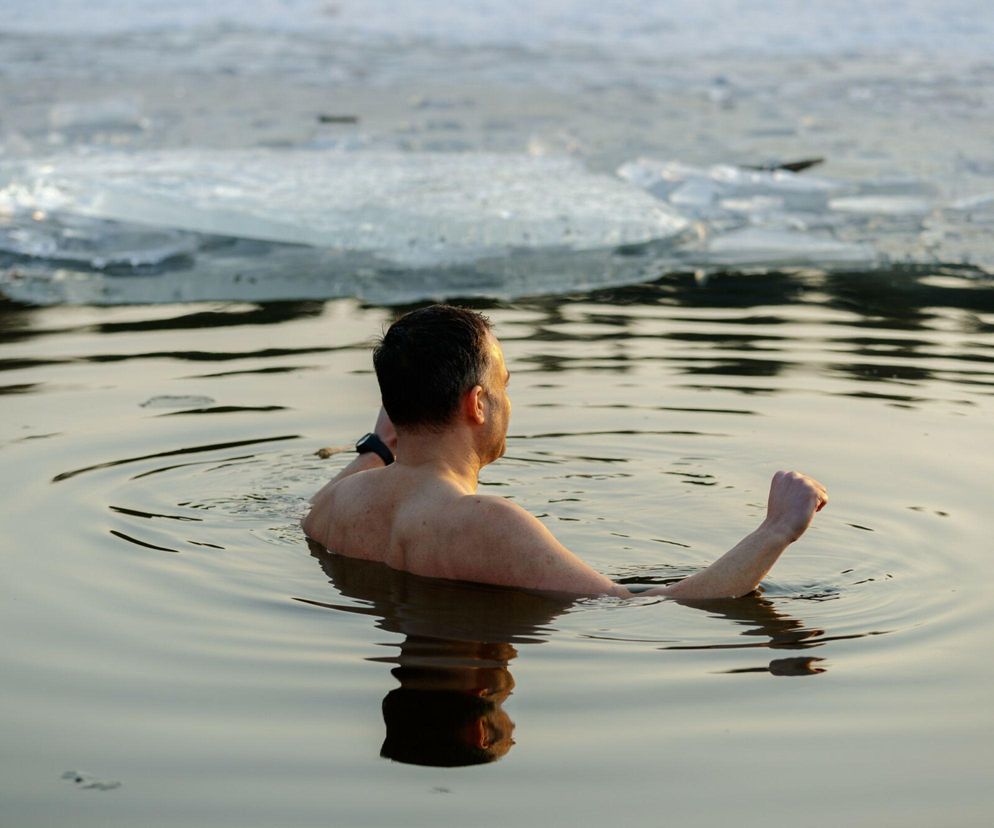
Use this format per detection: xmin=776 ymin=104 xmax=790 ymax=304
xmin=355 ymin=432 xmax=394 ymax=465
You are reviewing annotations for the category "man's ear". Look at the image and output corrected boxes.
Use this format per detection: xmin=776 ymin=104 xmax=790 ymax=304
xmin=465 ymin=384 xmax=486 ymax=425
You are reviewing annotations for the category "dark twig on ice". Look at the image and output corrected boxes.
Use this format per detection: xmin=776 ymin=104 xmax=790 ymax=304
xmin=744 ymin=157 xmax=825 ymax=173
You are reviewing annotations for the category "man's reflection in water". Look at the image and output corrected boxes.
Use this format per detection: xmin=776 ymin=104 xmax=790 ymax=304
xmin=302 ymin=541 xmax=574 ymax=767
xmin=380 ymin=639 xmax=517 ymax=766
xmin=302 ymin=543 xmax=828 ymax=766
xmin=665 ymin=593 xmax=830 ymax=676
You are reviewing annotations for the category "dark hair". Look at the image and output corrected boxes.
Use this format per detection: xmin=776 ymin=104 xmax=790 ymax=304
xmin=380 ymin=685 xmax=511 ymax=767
xmin=373 ymin=305 xmax=492 ymax=429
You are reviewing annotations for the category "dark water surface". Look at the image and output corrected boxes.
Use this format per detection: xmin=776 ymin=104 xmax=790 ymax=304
xmin=2 ymin=269 xmax=992 ymax=825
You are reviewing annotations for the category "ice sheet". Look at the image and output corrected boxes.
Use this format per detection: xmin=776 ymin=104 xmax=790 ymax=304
xmin=616 ymin=157 xmax=953 ymax=269
xmin=0 ymin=150 xmax=688 ymax=268
xmin=619 ymin=159 xmax=844 ymax=214
xmin=0 ymin=211 xmax=197 ymax=268
xmin=3 ymin=149 xmax=989 ymax=306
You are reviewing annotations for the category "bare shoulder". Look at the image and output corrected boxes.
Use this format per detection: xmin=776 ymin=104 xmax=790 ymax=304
xmin=451 ymin=493 xmax=557 ymax=541
xmin=447 ymin=494 xmax=623 ymax=596
xmin=302 ymin=463 xmax=385 ymax=542
xmin=455 ymin=492 xmax=539 ymax=518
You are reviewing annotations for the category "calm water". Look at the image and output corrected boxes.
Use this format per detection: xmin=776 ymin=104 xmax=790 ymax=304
xmin=2 ymin=271 xmax=993 ymax=825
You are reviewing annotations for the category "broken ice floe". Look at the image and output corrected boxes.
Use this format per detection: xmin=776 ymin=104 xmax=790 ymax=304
xmin=0 ymin=149 xmax=988 ymax=306
xmin=616 ymin=158 xmax=986 ymax=270
xmin=618 ymin=159 xmax=843 ymax=214
xmin=0 ymin=210 xmax=197 ymax=268
xmin=0 ymin=150 xmax=687 ymax=267
xmin=616 ymin=158 xmax=939 ymax=230
xmin=61 ymin=770 xmax=121 ymax=791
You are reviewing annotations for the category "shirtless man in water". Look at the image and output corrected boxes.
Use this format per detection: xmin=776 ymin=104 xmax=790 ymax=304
xmin=303 ymin=305 xmax=828 ymax=599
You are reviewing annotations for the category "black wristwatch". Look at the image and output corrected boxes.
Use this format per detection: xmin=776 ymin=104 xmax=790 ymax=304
xmin=355 ymin=432 xmax=394 ymax=465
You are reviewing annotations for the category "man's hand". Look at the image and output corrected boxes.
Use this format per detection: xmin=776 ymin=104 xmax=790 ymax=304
xmin=315 ymin=406 xmax=397 ymax=460
xmin=373 ymin=406 xmax=398 ymax=454
xmin=649 ymin=470 xmax=828 ymax=600
xmin=761 ymin=470 xmax=828 ymax=543
xmin=307 ymin=406 xmax=398 ymax=510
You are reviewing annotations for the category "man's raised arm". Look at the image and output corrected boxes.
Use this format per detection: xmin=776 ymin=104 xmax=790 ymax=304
xmin=644 ymin=471 xmax=828 ymax=600
xmin=308 ymin=407 xmax=398 ymax=505
xmin=456 ymin=471 xmax=825 ymax=600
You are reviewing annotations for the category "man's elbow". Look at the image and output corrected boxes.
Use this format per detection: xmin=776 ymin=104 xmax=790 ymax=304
xmin=302 ymin=488 xmax=334 ymax=539
xmin=300 ymin=507 xmax=319 ymax=539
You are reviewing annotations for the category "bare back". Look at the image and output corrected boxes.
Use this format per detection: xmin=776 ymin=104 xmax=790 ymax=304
xmin=305 ymin=465 xmax=469 ymax=575
xmin=303 ymin=464 xmax=626 ymax=595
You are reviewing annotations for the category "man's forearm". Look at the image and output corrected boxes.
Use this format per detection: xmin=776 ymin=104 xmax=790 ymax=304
xmin=644 ymin=522 xmax=795 ymax=600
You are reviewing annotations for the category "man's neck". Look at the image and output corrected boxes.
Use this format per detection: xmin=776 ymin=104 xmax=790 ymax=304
xmin=394 ymin=427 xmax=484 ymax=494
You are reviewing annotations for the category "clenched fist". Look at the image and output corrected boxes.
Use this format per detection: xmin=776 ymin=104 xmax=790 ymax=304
xmin=763 ymin=470 xmax=828 ymax=543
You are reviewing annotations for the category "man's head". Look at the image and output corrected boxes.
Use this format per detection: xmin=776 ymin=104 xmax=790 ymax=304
xmin=373 ymin=305 xmax=511 ymax=457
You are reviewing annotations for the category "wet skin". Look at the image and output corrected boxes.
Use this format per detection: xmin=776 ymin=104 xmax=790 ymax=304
xmin=303 ymin=332 xmax=828 ymax=599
